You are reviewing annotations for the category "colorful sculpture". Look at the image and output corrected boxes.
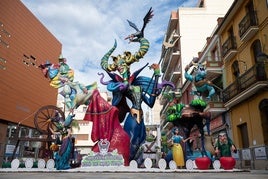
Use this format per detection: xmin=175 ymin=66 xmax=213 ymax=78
xmin=39 ymin=56 xmax=97 ymax=127
xmin=215 ymin=132 xmax=237 ymax=157
xmin=162 ymin=58 xmax=216 ymax=162
xmin=50 ymin=128 xmax=73 ymax=170
xmin=83 ymin=90 xmax=130 ymax=166
xmin=215 ymin=132 xmax=237 ymax=170
xmin=40 ymin=56 xmax=96 ymax=109
xmin=168 ymin=127 xmax=191 ymax=168
xmin=39 ymin=56 xmax=97 ymax=169
xmin=98 ymin=8 xmax=174 ymax=165
xmin=184 ymin=60 xmax=215 ymax=100
xmin=163 ymin=84 xmax=212 ymax=161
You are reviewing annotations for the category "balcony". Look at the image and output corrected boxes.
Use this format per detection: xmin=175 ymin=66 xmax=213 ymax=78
xmin=239 ymin=11 xmax=258 ymax=42
xmin=206 ymin=61 xmax=223 ymax=80
xmin=161 ymin=47 xmax=172 ymax=73
xmin=161 ymin=35 xmax=178 ymax=73
xmin=168 ymin=11 xmax=178 ymax=35
xmin=162 ymin=50 xmax=180 ymax=81
xmin=170 ymin=71 xmax=181 ymax=84
xmin=223 ymin=62 xmax=268 ymax=108
xmin=204 ymin=101 xmax=226 ymax=119
xmin=222 ymin=36 xmax=237 ymax=62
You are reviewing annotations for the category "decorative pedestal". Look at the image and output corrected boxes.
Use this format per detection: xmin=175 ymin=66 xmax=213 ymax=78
xmin=195 ymin=157 xmax=211 ymax=170
xmin=220 ymin=157 xmax=236 ymax=170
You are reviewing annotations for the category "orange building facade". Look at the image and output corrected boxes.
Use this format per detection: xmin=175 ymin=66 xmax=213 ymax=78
xmin=0 ymin=0 xmax=62 ymax=165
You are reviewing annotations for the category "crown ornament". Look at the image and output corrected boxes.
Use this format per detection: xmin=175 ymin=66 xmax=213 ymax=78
xmin=98 ymin=139 xmax=110 ymax=155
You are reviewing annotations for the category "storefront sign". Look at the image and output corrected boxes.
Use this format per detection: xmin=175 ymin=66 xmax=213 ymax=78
xmin=241 ymin=148 xmax=251 ymax=160
xmin=254 ymin=146 xmax=267 ymax=160
xmin=5 ymin=144 xmax=19 ymax=157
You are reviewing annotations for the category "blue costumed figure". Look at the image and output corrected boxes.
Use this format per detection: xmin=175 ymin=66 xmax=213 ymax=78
xmin=184 ymin=60 xmax=215 ymax=100
xmin=50 ymin=128 xmax=73 ymax=170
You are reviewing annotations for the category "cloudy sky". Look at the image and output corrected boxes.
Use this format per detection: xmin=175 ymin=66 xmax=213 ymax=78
xmin=21 ymin=0 xmax=198 ymax=91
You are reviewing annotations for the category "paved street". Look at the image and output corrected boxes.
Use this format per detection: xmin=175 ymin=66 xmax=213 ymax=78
xmin=0 ymin=170 xmax=267 ymax=179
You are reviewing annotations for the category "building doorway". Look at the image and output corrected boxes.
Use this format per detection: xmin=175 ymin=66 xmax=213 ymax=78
xmin=238 ymin=123 xmax=249 ymax=148
xmin=238 ymin=123 xmax=250 ymax=166
xmin=259 ymin=99 xmax=268 ymax=145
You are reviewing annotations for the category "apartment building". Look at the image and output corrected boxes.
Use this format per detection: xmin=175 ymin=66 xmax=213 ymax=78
xmin=219 ymin=0 xmax=268 ymax=169
xmin=160 ymin=0 xmax=233 ymax=135
xmin=161 ymin=0 xmax=268 ymax=170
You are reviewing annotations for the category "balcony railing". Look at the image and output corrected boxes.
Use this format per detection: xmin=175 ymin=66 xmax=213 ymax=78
xmin=222 ymin=36 xmax=237 ymax=58
xmin=222 ymin=62 xmax=268 ymax=103
xmin=239 ymin=11 xmax=258 ymax=38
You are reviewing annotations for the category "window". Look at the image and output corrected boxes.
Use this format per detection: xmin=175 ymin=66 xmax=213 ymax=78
xmin=251 ymin=39 xmax=262 ymax=62
xmin=212 ymin=47 xmax=220 ymax=61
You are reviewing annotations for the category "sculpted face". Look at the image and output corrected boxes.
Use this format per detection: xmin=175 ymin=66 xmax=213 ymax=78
xmin=197 ymin=63 xmax=207 ymax=77
xmin=116 ymin=58 xmax=128 ymax=75
xmin=219 ymin=133 xmax=227 ymax=143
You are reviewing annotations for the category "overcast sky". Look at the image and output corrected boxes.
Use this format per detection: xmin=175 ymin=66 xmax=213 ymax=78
xmin=21 ymin=0 xmax=198 ymax=91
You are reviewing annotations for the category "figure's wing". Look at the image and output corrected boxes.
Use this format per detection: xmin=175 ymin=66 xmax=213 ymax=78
xmin=125 ymin=7 xmax=153 ymax=41
xmin=127 ymin=20 xmax=139 ymax=32
xmin=141 ymin=7 xmax=154 ymax=33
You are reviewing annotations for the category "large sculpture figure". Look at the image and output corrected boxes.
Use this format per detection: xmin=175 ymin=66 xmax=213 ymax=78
xmin=98 ymin=8 xmax=174 ymax=165
xmin=163 ymin=59 xmax=214 ymax=162
xmin=83 ymin=90 xmax=130 ymax=166
xmin=39 ymin=56 xmax=97 ymax=169
xmin=50 ymin=128 xmax=73 ymax=170
xmin=184 ymin=60 xmax=215 ymax=100
xmin=165 ymin=96 xmax=211 ymax=158
xmin=215 ymin=132 xmax=237 ymax=170
xmin=39 ymin=56 xmax=97 ymax=115
xmin=215 ymin=132 xmax=237 ymax=157
xmin=168 ymin=127 xmax=191 ymax=168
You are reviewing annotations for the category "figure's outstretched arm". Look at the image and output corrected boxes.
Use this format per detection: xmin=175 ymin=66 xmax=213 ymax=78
xmin=141 ymin=63 xmax=161 ymax=108
xmin=185 ymin=72 xmax=194 ymax=82
xmin=100 ymin=40 xmax=117 ymax=72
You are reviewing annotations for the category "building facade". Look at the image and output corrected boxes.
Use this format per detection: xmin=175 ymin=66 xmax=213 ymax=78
xmin=0 ymin=0 xmax=61 ymax=166
xmin=160 ymin=0 xmax=268 ymax=170
xmin=160 ymin=0 xmax=233 ymax=136
xmin=219 ymin=0 xmax=268 ymax=169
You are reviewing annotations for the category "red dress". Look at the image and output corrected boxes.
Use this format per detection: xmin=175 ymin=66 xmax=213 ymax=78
xmin=83 ymin=90 xmax=130 ymax=166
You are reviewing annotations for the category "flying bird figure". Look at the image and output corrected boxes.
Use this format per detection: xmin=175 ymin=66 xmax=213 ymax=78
xmin=125 ymin=7 xmax=154 ymax=42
